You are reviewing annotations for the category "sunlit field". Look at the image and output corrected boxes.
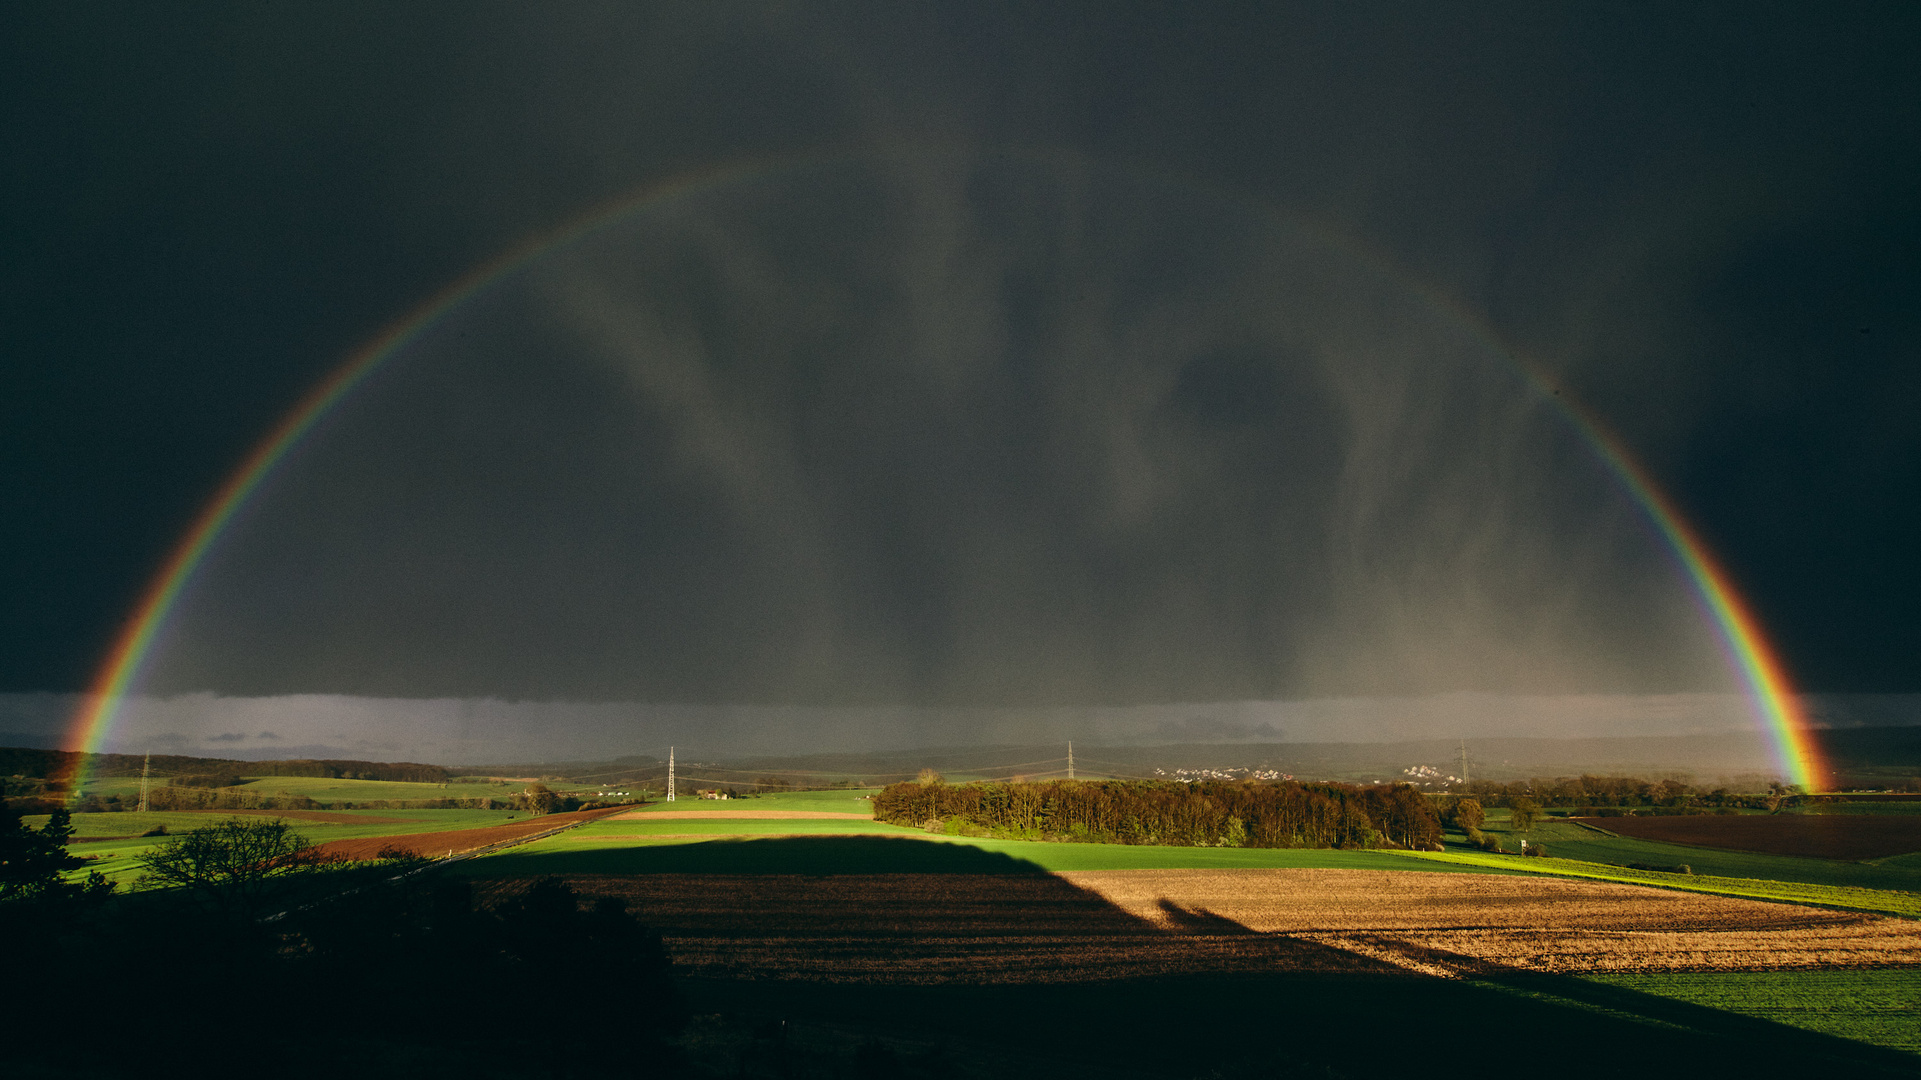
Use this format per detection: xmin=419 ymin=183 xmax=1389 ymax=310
xmin=38 ymin=806 xmax=526 ymax=883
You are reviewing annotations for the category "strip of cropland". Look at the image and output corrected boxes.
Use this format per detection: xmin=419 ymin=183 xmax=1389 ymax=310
xmin=1387 ymin=849 xmax=1921 ymax=918
xmin=1578 ymin=812 xmax=1921 ymax=861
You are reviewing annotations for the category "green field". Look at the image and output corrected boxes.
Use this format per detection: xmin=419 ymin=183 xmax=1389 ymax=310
xmin=67 ymin=773 xmax=528 ymax=804
xmin=37 ymin=807 xmax=525 ymax=884
xmin=68 ymin=776 xmax=158 ymax=800
xmin=1467 ymin=817 xmax=1921 ymax=892
xmin=1578 ymin=970 xmax=1921 ymax=1054
xmin=219 ymin=775 xmax=520 ymax=802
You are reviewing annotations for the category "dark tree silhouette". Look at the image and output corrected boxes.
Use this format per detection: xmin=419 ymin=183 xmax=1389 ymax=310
xmin=135 ymin=816 xmax=332 ymax=915
xmin=0 ymin=797 xmax=111 ymax=906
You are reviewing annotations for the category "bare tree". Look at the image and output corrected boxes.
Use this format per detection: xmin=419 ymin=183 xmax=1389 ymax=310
xmin=136 ymin=817 xmax=332 ymax=915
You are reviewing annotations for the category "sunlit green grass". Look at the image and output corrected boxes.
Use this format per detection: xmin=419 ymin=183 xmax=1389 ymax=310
xmin=45 ymin=807 xmax=526 ymax=885
xmin=66 ymin=773 xmax=525 ymax=803
xmin=1578 ymin=970 xmax=1921 ymax=1055
xmin=221 ymin=775 xmax=519 ymax=801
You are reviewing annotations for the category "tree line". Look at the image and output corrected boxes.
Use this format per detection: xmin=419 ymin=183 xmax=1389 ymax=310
xmin=241 ymin=758 xmax=451 ymax=782
xmin=873 ymin=779 xmax=1441 ymax=850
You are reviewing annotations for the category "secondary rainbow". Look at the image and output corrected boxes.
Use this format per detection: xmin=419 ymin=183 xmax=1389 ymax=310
xmin=60 ymin=157 xmax=1827 ymax=795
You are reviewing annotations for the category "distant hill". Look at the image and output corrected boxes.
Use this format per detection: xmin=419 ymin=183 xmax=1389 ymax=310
xmin=456 ymin=754 xmax=660 ymax=778
xmin=0 ymin=748 xmax=449 ymax=784
xmin=675 ymin=727 xmax=1921 ymax=788
xmin=9 ymin=726 xmax=1914 ymax=791
xmin=1 ymin=747 xmax=248 ymax=779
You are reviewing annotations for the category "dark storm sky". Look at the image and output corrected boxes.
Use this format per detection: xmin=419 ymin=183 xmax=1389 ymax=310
xmin=3 ymin=2 xmax=1917 ymax=699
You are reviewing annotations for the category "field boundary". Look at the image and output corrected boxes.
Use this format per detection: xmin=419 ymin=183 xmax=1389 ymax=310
xmin=1566 ymin=819 xmax=1621 ymax=837
xmin=436 ymin=805 xmax=641 ymax=862
xmin=1385 ymin=850 xmax=1921 ymax=918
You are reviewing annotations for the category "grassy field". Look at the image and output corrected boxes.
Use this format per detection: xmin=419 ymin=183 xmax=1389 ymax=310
xmin=39 ymin=807 xmax=527 ymax=884
xmin=221 ymin=775 xmax=520 ymax=802
xmin=1578 ymin=970 xmax=1921 ymax=1054
xmin=1389 ymin=848 xmax=1921 ymax=917
xmin=1467 ymin=817 xmax=1921 ymax=892
xmin=68 ymin=776 xmax=156 ymax=800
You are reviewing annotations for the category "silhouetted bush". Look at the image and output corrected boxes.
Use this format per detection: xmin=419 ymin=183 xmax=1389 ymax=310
xmin=3 ymin=869 xmax=683 ymax=1074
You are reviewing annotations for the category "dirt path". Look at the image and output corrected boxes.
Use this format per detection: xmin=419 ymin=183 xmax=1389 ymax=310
xmin=310 ymin=806 xmax=628 ymax=861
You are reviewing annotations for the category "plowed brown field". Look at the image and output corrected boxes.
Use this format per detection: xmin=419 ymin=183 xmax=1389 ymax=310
xmin=1581 ymin=814 xmax=1921 ymax=860
xmin=478 ymin=868 xmax=1921 ymax=982
xmin=311 ymin=806 xmax=627 ymax=861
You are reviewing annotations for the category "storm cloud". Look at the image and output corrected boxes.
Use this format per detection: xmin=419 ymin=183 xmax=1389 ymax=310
xmin=6 ymin=5 xmax=1916 ymax=756
xmin=137 ymin=151 xmax=1721 ymax=720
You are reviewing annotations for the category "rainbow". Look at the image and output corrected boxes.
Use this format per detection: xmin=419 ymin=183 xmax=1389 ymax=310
xmin=1532 ymin=397 xmax=1827 ymax=791
xmin=58 ymin=155 xmax=1828 ymax=796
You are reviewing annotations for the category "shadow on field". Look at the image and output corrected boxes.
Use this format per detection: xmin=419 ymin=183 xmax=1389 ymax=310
xmin=462 ymin=832 xmax=1055 ymax=874
xmin=690 ymin=969 xmax=1921 ymax=1079
xmin=458 ymin=835 xmax=1921 ymax=1078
